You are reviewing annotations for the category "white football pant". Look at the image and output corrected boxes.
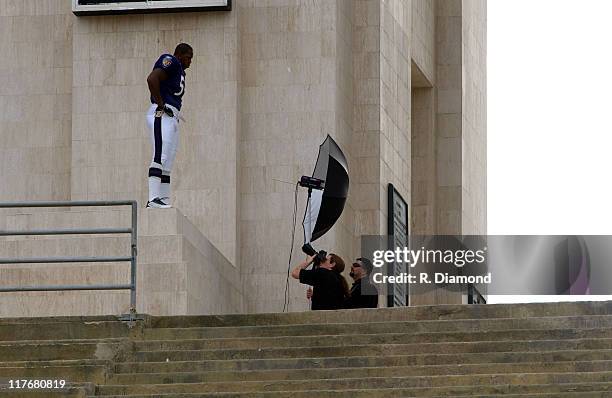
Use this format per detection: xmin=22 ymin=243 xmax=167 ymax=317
xmin=146 ymin=104 xmax=179 ymax=202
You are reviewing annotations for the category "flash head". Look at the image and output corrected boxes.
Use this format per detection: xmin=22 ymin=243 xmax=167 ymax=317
xmin=299 ymin=176 xmax=325 ymax=190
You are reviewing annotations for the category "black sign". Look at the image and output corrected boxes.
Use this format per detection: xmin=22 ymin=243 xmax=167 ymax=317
xmin=387 ymin=183 xmax=409 ymax=307
xmin=73 ymin=0 xmax=231 ymax=16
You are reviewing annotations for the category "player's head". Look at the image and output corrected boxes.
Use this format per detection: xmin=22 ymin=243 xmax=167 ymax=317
xmin=174 ymin=43 xmax=193 ymax=70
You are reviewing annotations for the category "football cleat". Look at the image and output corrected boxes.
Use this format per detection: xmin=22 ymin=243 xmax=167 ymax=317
xmin=146 ymin=197 xmax=171 ymax=209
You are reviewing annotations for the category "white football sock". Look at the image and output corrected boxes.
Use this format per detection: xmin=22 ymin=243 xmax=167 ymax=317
xmin=160 ymin=182 xmax=170 ymax=201
xmin=148 ymin=177 xmax=161 ymax=201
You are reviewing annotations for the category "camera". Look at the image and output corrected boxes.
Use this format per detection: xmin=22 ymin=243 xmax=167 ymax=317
xmin=312 ymin=250 xmax=327 ymax=267
xmin=302 ymin=243 xmax=327 ymax=268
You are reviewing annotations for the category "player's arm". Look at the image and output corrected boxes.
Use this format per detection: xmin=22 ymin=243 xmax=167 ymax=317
xmin=291 ymin=255 xmax=315 ymax=280
xmin=147 ymin=68 xmax=169 ymax=109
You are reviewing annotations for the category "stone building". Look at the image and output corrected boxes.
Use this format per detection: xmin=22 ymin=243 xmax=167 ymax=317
xmin=0 ymin=0 xmax=486 ymax=316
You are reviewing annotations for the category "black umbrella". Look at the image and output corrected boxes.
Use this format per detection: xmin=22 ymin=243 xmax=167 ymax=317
xmin=301 ymin=135 xmax=349 ymax=256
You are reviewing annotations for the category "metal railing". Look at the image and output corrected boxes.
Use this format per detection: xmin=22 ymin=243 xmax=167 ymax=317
xmin=0 ymin=200 xmax=138 ymax=323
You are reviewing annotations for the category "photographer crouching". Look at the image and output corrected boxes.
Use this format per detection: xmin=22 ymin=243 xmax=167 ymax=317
xmin=291 ymin=252 xmax=349 ymax=310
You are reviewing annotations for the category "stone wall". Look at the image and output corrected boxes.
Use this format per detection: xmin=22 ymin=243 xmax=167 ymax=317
xmin=409 ymin=0 xmax=436 ymax=237
xmin=0 ymin=0 xmax=486 ymax=313
xmin=352 ymin=0 xmax=382 ymax=240
xmin=379 ymin=0 xmax=411 ymax=233
xmin=461 ymin=0 xmax=486 ymax=235
xmin=238 ymin=1 xmax=344 ymax=312
xmin=332 ymin=0 xmax=356 ymax=271
xmin=411 ymin=0 xmax=435 ymax=84
xmin=411 ymin=85 xmax=436 ymax=235
xmin=0 ymin=0 xmax=72 ymax=202
xmin=435 ymin=0 xmax=463 ymax=235
xmin=71 ymin=10 xmax=240 ymax=265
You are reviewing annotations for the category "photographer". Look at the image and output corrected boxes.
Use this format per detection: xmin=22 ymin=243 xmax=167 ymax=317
xmin=291 ymin=253 xmax=349 ymax=310
xmin=344 ymin=257 xmax=378 ymax=309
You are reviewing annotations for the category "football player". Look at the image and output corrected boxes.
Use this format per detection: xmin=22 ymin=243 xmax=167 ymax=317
xmin=145 ymin=43 xmax=193 ymax=208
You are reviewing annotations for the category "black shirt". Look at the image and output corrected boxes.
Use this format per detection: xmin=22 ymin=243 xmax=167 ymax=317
xmin=299 ymin=268 xmax=345 ymax=310
xmin=344 ymin=277 xmax=378 ymax=309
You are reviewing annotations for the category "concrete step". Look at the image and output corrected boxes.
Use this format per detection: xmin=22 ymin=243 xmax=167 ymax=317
xmin=0 ymin=383 xmax=95 ymax=398
xmin=147 ymin=301 xmax=612 ymax=327
xmin=0 ymin=389 xmax=88 ymax=397
xmin=0 ymin=337 xmax=126 ymax=344
xmin=0 ymin=382 xmax=93 ymax=397
xmin=0 ymin=320 xmax=132 ymax=341
xmin=0 ymin=340 xmax=128 ymax=362
xmin=0 ymin=362 xmax=108 ymax=383
xmin=87 ymin=394 xmax=612 ymax=398
xmin=142 ymin=315 xmax=612 ymax=339
xmin=0 ymin=315 xmax=122 ymax=324
xmin=460 ymin=393 xmax=612 ymax=398
xmin=94 ymin=372 xmax=612 ymax=394
xmin=114 ymin=349 xmax=612 ymax=373
xmin=132 ymin=338 xmax=612 ymax=362
xmin=108 ymin=359 xmax=612 ymax=385
xmin=134 ymin=327 xmax=612 ymax=351
xmin=4 ymin=314 xmax=610 ymax=342
xmin=86 ymin=383 xmax=612 ymax=397
xmin=2 ymin=315 xmax=611 ymax=342
xmin=88 ymin=394 xmax=612 ymax=398
xmin=0 ymin=359 xmax=110 ymax=368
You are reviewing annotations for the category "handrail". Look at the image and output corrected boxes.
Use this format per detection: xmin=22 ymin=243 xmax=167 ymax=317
xmin=0 ymin=228 xmax=132 ymax=236
xmin=0 ymin=200 xmax=139 ymax=325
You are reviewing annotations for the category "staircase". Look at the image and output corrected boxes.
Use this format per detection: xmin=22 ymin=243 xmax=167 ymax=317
xmin=1 ymin=301 xmax=612 ymax=397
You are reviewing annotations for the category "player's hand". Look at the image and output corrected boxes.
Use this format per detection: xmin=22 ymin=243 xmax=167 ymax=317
xmin=155 ymin=104 xmax=174 ymax=118
xmin=163 ymin=105 xmax=174 ymax=118
xmin=306 ymin=287 xmax=313 ymax=300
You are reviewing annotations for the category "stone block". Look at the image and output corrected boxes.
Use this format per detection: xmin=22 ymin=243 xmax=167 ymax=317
xmin=437 ymin=89 xmax=462 ymax=114
xmin=438 ymin=0 xmax=462 ymax=16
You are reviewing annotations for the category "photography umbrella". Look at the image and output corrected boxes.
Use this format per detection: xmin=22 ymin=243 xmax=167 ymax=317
xmin=301 ymin=135 xmax=349 ymax=255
